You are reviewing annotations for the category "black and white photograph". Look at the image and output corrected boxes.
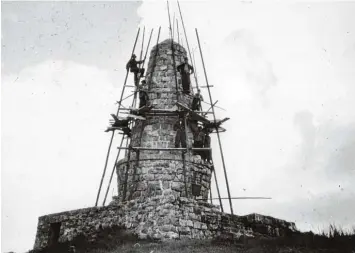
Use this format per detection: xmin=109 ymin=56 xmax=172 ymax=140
xmin=1 ymin=1 xmax=355 ymax=252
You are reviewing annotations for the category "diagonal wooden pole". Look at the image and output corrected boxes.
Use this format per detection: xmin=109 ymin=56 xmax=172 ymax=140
xmin=195 ymin=28 xmax=234 ymax=215
xmin=177 ymin=0 xmax=198 ymax=90
xmin=176 ymin=19 xmax=180 ymax=45
xmin=102 ymin=136 xmax=125 ymax=206
xmin=95 ymin=28 xmax=140 ymax=207
xmin=212 ymin=161 xmax=223 ymax=212
xmin=167 ymin=1 xmax=179 ymax=101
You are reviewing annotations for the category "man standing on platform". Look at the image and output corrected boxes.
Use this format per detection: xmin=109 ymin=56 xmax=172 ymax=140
xmin=203 ymin=128 xmax=212 ymax=164
xmin=191 ymin=88 xmax=203 ymax=111
xmin=138 ymin=80 xmax=149 ymax=109
xmin=177 ymin=57 xmax=194 ymax=94
xmin=193 ymin=126 xmax=205 ymax=158
xmin=174 ymin=117 xmax=187 ymax=148
xmin=126 ymin=54 xmax=145 ymax=87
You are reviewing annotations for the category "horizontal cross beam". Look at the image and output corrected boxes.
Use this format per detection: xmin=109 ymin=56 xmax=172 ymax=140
xmin=116 ymin=147 xmax=211 ymax=151
xmin=192 ymin=85 xmax=214 ymax=89
xmin=117 ymin=108 xmax=213 ymax=114
xmin=197 ymin=197 xmax=272 ymax=200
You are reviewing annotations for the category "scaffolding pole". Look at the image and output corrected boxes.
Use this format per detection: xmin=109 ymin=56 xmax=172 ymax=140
xmin=198 ymin=197 xmax=272 ymax=200
xmin=139 ymin=27 xmax=145 ymax=68
xmin=122 ymin=144 xmax=131 ymax=201
xmin=102 ymin=136 xmax=125 ymax=206
xmin=133 ymin=27 xmax=146 ymax=107
xmin=172 ymin=13 xmax=175 ymax=40
xmin=143 ymin=29 xmax=154 ymax=65
xmin=129 ymin=120 xmax=147 ymax=200
xmin=167 ymin=1 xmax=173 ymax=40
xmin=195 ymin=28 xmax=234 ymax=215
xmin=209 ymin=187 xmax=213 ymax=204
xmin=167 ymin=1 xmax=180 ymax=102
xmin=117 ymin=147 xmax=212 ymax=151
xmin=116 ymin=93 xmax=135 ymax=105
xmin=177 ymin=0 xmax=199 ymax=90
xmin=95 ymin=27 xmax=140 ymax=207
xmin=148 ymin=26 xmax=161 ymax=89
xmin=212 ymin=162 xmax=223 ymax=212
xmin=176 ymin=19 xmax=180 ymax=45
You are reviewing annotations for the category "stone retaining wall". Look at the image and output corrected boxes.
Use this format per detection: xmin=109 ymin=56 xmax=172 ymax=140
xmin=34 ymin=194 xmax=297 ymax=250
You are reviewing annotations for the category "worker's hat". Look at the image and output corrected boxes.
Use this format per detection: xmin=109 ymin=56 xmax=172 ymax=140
xmin=184 ymin=56 xmax=188 ymax=60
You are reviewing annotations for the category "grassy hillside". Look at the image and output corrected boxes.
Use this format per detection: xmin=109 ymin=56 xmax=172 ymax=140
xmin=29 ymin=225 xmax=355 ymax=253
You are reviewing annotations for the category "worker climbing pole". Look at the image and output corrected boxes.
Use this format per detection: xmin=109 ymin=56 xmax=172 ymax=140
xmin=95 ymin=28 xmax=141 ymax=207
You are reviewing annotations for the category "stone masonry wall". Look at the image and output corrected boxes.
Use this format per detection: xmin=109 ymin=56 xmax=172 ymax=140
xmin=116 ymin=39 xmax=212 ymax=202
xmin=34 ymin=193 xmax=297 ymax=250
xmin=116 ymin=155 xmax=213 ymax=202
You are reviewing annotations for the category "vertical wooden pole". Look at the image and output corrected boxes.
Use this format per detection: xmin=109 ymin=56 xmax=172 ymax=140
xmin=195 ymin=28 xmax=234 ymax=215
xmin=209 ymin=187 xmax=213 ymax=204
xmin=184 ymin=114 xmax=190 ymax=197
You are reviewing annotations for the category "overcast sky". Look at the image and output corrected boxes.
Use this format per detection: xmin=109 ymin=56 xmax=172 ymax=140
xmin=2 ymin=1 xmax=355 ymax=252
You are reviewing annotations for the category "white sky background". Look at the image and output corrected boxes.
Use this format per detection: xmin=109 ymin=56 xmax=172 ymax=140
xmin=1 ymin=1 xmax=355 ymax=252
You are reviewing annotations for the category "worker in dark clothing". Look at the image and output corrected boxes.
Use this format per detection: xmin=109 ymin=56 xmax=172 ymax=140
xmin=177 ymin=57 xmax=194 ymax=94
xmin=188 ymin=118 xmax=198 ymax=135
xmin=105 ymin=114 xmax=130 ymax=133
xmin=191 ymin=89 xmax=203 ymax=111
xmin=174 ymin=118 xmax=186 ymax=148
xmin=203 ymin=128 xmax=212 ymax=163
xmin=193 ymin=126 xmax=205 ymax=158
xmin=122 ymin=126 xmax=132 ymax=138
xmin=113 ymin=119 xmax=129 ymax=128
xmin=138 ymin=80 xmax=149 ymax=109
xmin=126 ymin=54 xmax=145 ymax=87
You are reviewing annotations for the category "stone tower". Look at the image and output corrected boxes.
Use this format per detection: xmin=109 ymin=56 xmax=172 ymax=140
xmin=33 ymin=39 xmax=298 ymax=250
xmin=116 ymin=39 xmax=214 ymax=202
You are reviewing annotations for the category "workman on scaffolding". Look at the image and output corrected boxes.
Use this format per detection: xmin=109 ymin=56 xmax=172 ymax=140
xmin=203 ymin=128 xmax=212 ymax=164
xmin=138 ymin=80 xmax=149 ymax=109
xmin=122 ymin=127 xmax=132 ymax=138
xmin=113 ymin=118 xmax=129 ymax=128
xmin=174 ymin=117 xmax=186 ymax=148
xmin=105 ymin=115 xmax=131 ymax=134
xmin=177 ymin=56 xmax=194 ymax=94
xmin=188 ymin=117 xmax=198 ymax=135
xmin=191 ymin=88 xmax=203 ymax=111
xmin=126 ymin=54 xmax=145 ymax=87
xmin=193 ymin=126 xmax=205 ymax=158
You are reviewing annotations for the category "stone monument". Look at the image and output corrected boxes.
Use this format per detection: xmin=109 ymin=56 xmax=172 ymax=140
xmin=33 ymin=39 xmax=297 ymax=250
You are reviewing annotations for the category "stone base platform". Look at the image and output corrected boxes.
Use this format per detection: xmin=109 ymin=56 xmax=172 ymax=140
xmin=33 ymin=192 xmax=297 ymax=250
